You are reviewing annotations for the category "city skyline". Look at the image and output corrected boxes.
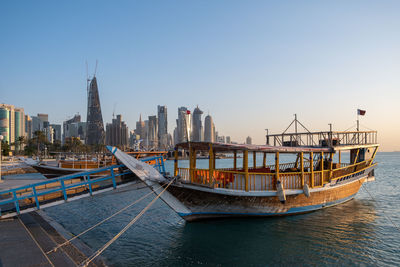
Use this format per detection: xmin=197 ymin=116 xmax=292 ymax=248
xmin=1 ymin=1 xmax=399 ymax=151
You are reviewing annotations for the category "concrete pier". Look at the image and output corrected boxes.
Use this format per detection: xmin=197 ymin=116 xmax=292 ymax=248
xmin=0 ymin=211 xmax=106 ymax=267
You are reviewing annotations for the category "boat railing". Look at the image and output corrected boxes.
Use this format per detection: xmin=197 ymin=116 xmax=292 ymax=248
xmin=267 ymin=130 xmax=378 ymax=147
xmin=177 ymin=157 xmax=374 ymax=191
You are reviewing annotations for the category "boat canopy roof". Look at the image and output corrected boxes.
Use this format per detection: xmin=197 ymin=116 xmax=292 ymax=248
xmin=175 ymin=142 xmax=333 ymax=153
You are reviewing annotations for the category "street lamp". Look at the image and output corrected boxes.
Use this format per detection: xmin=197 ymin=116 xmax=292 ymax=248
xmin=0 ymin=135 xmax=3 ymax=182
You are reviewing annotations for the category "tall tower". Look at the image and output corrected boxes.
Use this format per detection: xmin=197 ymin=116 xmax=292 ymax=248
xmin=86 ymin=76 xmax=105 ymax=145
xmin=192 ymin=106 xmax=203 ymax=142
xmin=204 ymin=115 xmax=215 ymax=142
xmin=157 ymin=105 xmax=168 ymax=149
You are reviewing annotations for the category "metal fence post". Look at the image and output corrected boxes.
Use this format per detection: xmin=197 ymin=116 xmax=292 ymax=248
xmin=61 ymin=180 xmax=68 ymax=201
xmin=111 ymin=168 xmax=117 ymax=189
xmin=32 ymin=187 xmax=40 ymax=210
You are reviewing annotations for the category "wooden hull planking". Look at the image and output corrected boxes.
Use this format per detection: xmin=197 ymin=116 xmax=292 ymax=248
xmin=166 ymin=175 xmax=369 ymax=221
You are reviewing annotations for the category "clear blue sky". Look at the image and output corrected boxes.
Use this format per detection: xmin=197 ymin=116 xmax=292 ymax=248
xmin=1 ymin=1 xmax=399 ymax=151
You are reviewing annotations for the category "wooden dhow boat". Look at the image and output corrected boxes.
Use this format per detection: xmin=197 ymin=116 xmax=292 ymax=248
xmin=108 ymin=128 xmax=378 ymax=222
xmin=25 ymin=151 xmax=167 ymax=178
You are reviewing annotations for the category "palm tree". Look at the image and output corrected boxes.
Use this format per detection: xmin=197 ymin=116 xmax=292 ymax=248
xmin=34 ymin=131 xmax=48 ymax=158
xmin=16 ymin=136 xmax=26 ymax=155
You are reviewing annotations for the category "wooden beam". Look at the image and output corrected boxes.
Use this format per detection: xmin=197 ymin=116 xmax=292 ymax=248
xmin=233 ymin=150 xmax=237 ymax=170
xmin=310 ymin=152 xmax=314 ymax=188
xmin=174 ymin=149 xmax=178 ymax=177
xmin=209 ymin=144 xmax=214 ymax=185
xmin=275 ymin=152 xmax=280 ymax=187
xmin=300 ymin=152 xmax=304 ymax=186
xmin=321 ymin=152 xmax=324 ymax=184
xmin=263 ymin=152 xmax=267 ymax=168
xmin=244 ymin=150 xmax=249 ymax=191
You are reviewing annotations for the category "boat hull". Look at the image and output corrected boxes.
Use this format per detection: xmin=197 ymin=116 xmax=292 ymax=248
xmin=31 ymin=164 xmax=87 ymax=178
xmin=166 ymin=176 xmax=368 ymax=221
xmin=30 ymin=164 xmax=116 ymax=179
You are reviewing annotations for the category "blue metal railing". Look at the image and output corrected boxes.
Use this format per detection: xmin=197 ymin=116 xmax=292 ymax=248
xmin=0 ymin=165 xmax=129 ymax=216
xmin=140 ymin=155 xmax=166 ymax=174
xmin=0 ymin=155 xmax=166 ymax=217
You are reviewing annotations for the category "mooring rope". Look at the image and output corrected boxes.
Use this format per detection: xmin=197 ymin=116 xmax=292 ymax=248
xmin=46 ymin=184 xmax=163 ymax=254
xmin=343 ymin=124 xmax=357 ymax=132
xmin=80 ymin=177 xmax=176 ymax=267
xmin=360 ymin=182 xmax=400 ymax=231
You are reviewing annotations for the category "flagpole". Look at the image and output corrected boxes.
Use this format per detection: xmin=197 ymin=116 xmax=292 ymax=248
xmin=357 ymin=113 xmax=359 ymax=132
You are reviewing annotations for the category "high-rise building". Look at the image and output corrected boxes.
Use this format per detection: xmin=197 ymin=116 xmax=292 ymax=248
xmin=86 ymin=76 xmax=105 ymax=145
xmin=50 ymin=124 xmax=62 ymax=143
xmin=0 ymin=104 xmax=27 ymax=150
xmin=63 ymin=114 xmax=81 ymax=143
xmin=135 ymin=114 xmax=146 ymax=140
xmin=148 ymin=115 xmax=158 ymax=149
xmin=246 ymin=136 xmax=252 ymax=145
xmin=32 ymin=113 xmax=49 ymax=133
xmin=143 ymin=119 xmax=149 ymax=148
xmin=25 ymin=115 xmax=32 ymax=139
xmin=106 ymin=114 xmax=128 ymax=148
xmin=204 ymin=115 xmax=215 ymax=142
xmin=44 ymin=126 xmax=55 ymax=144
xmin=176 ymin=107 xmax=191 ymax=143
xmin=157 ymin=105 xmax=168 ymax=149
xmin=14 ymin=108 xmax=25 ymax=144
xmin=0 ymin=104 xmax=15 ymax=144
xmin=192 ymin=106 xmax=203 ymax=142
xmin=226 ymin=136 xmax=231 ymax=144
xmin=37 ymin=114 xmax=48 ymax=123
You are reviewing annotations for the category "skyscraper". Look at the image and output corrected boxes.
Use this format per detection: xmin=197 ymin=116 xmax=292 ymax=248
xmin=63 ymin=114 xmax=81 ymax=143
xmin=14 ymin=108 xmax=25 ymax=144
xmin=176 ymin=107 xmax=191 ymax=143
xmin=148 ymin=115 xmax=158 ymax=149
xmin=192 ymin=106 xmax=203 ymax=142
xmin=246 ymin=136 xmax=252 ymax=145
xmin=157 ymin=105 xmax=168 ymax=149
xmin=86 ymin=76 xmax=105 ymax=145
xmin=32 ymin=113 xmax=49 ymax=133
xmin=106 ymin=114 xmax=128 ymax=148
xmin=0 ymin=104 xmax=15 ymax=144
xmin=204 ymin=115 xmax=215 ymax=142
xmin=50 ymin=124 xmax=62 ymax=143
xmin=135 ymin=114 xmax=145 ymax=140
xmin=25 ymin=115 xmax=32 ymax=139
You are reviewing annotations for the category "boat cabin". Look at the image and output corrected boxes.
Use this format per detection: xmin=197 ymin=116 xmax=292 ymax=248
xmin=174 ymin=131 xmax=378 ymax=192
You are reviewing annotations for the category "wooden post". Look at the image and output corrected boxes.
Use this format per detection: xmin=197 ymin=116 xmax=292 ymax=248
xmin=320 ymin=152 xmax=324 ymax=185
xmin=300 ymin=152 xmax=304 ymax=186
xmin=244 ymin=150 xmax=249 ymax=191
xmin=233 ymin=150 xmax=237 ymax=170
xmin=353 ymin=149 xmax=360 ymax=165
xmin=174 ymin=149 xmax=178 ymax=177
xmin=263 ymin=152 xmax=267 ymax=168
xmin=193 ymin=148 xmax=196 ymax=182
xmin=189 ymin=147 xmax=193 ymax=183
xmin=209 ymin=144 xmax=214 ymax=185
xmin=275 ymin=152 xmax=280 ymax=189
xmin=213 ymin=149 xmax=216 ymax=171
xmin=329 ymin=152 xmax=333 ymax=181
xmin=253 ymin=151 xmax=257 ymax=169
xmin=295 ymin=153 xmax=300 ymax=169
xmin=310 ymin=152 xmax=314 ymax=188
